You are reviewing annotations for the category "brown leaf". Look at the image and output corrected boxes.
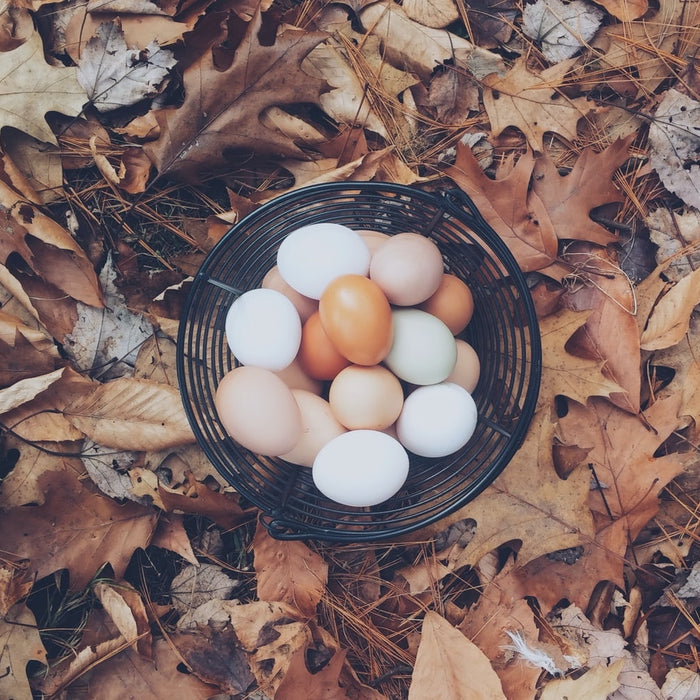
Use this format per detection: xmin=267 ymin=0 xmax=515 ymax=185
xmin=482 ymin=57 xmax=595 ymax=151
xmin=150 ymin=513 xmax=198 ymax=565
xmin=557 ymin=395 xmax=685 ymax=540
xmin=0 ymin=604 xmax=47 ymax=700
xmin=409 ymin=611 xmax=506 ymax=699
xmin=63 ymin=376 xmax=195 ymax=451
xmin=538 ymin=308 xmax=624 ymax=410
xmin=445 ymin=144 xmax=561 ymax=275
xmin=0 ymin=470 xmax=158 ymax=591
xmin=253 ymin=521 xmax=328 ymax=618
xmin=0 ymin=563 xmax=34 ymax=617
xmin=143 ymin=11 xmax=327 ymax=179
xmin=463 ymin=0 xmax=517 ymax=46
xmin=274 ymin=647 xmax=349 ymax=700
xmin=402 ymin=0 xmax=460 ymax=28
xmin=0 ymin=329 xmax=58 ymax=388
xmin=169 ymin=625 xmax=255 ymax=694
xmin=532 ymin=137 xmax=634 ymax=246
xmin=539 ymin=659 xmax=625 ymax=699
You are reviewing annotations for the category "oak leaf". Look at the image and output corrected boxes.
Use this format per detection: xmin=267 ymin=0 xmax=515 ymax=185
xmin=253 ymin=522 xmax=328 ymax=618
xmin=143 ymin=11 xmax=328 ymax=179
xmin=0 ymin=470 xmax=158 ymax=591
xmin=646 ymin=208 xmax=700 ymax=283
xmin=539 ymin=660 xmax=625 ymax=699
xmin=0 ymin=29 xmax=86 ymax=145
xmin=402 ymin=0 xmax=460 ymax=28
xmin=557 ymin=395 xmax=685 ymax=540
xmin=409 ymin=611 xmax=506 ymax=699
xmin=445 ymin=143 xmax=561 ymax=275
xmin=532 ymin=136 xmax=633 ymax=245
xmin=482 ymin=57 xmax=595 ymax=151
xmin=0 ymin=605 xmax=47 ymax=700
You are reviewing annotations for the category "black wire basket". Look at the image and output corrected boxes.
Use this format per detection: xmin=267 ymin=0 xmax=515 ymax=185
xmin=176 ymin=182 xmax=541 ymax=542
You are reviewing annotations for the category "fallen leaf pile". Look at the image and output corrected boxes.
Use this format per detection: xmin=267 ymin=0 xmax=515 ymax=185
xmin=1 ymin=0 xmax=700 ymax=697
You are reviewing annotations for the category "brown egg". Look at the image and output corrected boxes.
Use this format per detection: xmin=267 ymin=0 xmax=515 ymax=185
xmin=329 ymin=365 xmax=404 ymax=430
xmin=275 ymin=357 xmax=323 ymax=395
xmin=280 ymin=390 xmax=347 ymax=467
xmin=357 ymin=229 xmax=391 ymax=255
xmin=418 ymin=273 xmax=474 ymax=335
xmin=369 ymin=232 xmax=444 ymax=306
xmin=262 ymin=265 xmax=318 ymax=322
xmin=214 ymin=366 xmax=302 ymax=456
xmin=297 ymin=311 xmax=351 ymax=381
xmin=446 ymin=340 xmax=480 ymax=393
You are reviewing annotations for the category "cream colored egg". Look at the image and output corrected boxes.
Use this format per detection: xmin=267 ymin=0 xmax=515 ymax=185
xmin=275 ymin=357 xmax=323 ymax=395
xmin=357 ymin=229 xmax=391 ymax=255
xmin=280 ymin=390 xmax=347 ymax=467
xmin=446 ymin=340 xmax=481 ymax=393
xmin=329 ymin=365 xmax=404 ymax=430
xmin=262 ymin=265 xmax=318 ymax=322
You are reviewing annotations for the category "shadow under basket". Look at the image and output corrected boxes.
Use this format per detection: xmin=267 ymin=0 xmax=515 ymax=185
xmin=176 ymin=182 xmax=542 ymax=542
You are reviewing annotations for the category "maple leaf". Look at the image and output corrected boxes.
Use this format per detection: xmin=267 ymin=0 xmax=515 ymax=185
xmin=557 ymin=395 xmax=685 ymax=540
xmin=143 ymin=11 xmax=328 ymax=179
xmin=0 ymin=30 xmax=86 ymax=145
xmin=0 ymin=470 xmax=158 ymax=591
xmin=538 ymin=308 xmax=624 ymax=409
xmin=409 ymin=611 xmax=506 ymax=699
xmin=445 ymin=143 xmax=562 ymax=275
xmin=252 ymin=522 xmax=328 ymax=618
xmin=411 ymin=408 xmax=595 ymax=577
xmin=532 ymin=136 xmax=634 ymax=246
xmin=482 ymin=57 xmax=595 ymax=151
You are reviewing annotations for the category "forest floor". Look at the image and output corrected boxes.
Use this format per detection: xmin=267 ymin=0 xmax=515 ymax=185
xmin=1 ymin=0 xmax=700 ymax=697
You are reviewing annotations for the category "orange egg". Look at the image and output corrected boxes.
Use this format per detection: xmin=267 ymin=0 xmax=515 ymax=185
xmin=418 ymin=273 xmax=474 ymax=335
xmin=319 ymin=274 xmax=393 ymax=366
xmin=297 ymin=311 xmax=351 ymax=380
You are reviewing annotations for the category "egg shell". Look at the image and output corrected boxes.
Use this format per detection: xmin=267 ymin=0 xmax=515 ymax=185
xmin=397 ymin=382 xmax=478 ymax=458
xmin=277 ymin=223 xmax=371 ymax=299
xmin=369 ymin=232 xmax=444 ymax=306
xmin=275 ymin=357 xmax=324 ymax=395
xmin=262 ymin=265 xmax=318 ymax=322
xmin=225 ymin=288 xmax=301 ymax=371
xmin=280 ymin=390 xmax=347 ymax=467
xmin=418 ymin=273 xmax=474 ymax=335
xmin=215 ymin=366 xmax=302 ymax=456
xmin=446 ymin=340 xmax=481 ymax=393
xmin=319 ymin=274 xmax=393 ymax=366
xmin=384 ymin=309 xmax=457 ymax=385
xmin=312 ymin=430 xmax=410 ymax=507
xmin=357 ymin=229 xmax=391 ymax=255
xmin=329 ymin=365 xmax=404 ymax=430
xmin=297 ymin=311 xmax=351 ymax=381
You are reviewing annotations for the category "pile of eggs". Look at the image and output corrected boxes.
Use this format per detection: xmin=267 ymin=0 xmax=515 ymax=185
xmin=214 ymin=223 xmax=481 ymax=508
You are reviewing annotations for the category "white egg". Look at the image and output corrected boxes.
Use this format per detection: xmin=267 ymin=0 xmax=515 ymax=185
xmin=397 ymin=382 xmax=477 ymax=458
xmin=225 ymin=288 xmax=301 ymax=371
xmin=277 ymin=223 xmax=371 ymax=299
xmin=384 ymin=309 xmax=457 ymax=385
xmin=312 ymin=430 xmax=410 ymax=507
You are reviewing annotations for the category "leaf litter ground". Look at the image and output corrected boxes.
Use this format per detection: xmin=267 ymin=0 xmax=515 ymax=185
xmin=1 ymin=0 xmax=700 ymax=697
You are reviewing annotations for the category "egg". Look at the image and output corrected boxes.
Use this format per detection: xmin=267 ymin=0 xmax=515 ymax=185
xmin=261 ymin=265 xmax=318 ymax=322
xmin=297 ymin=311 xmax=351 ymax=381
xmin=329 ymin=365 xmax=404 ymax=430
xmin=312 ymin=430 xmax=410 ymax=507
xmin=215 ymin=366 xmax=302 ymax=456
xmin=280 ymin=390 xmax=347 ymax=467
xmin=319 ymin=274 xmax=393 ymax=366
xmin=357 ymin=229 xmax=391 ymax=255
xmin=275 ymin=357 xmax=323 ymax=395
xmin=446 ymin=340 xmax=481 ymax=393
xmin=369 ymin=232 xmax=444 ymax=305
xmin=396 ymin=382 xmax=478 ymax=458
xmin=418 ymin=273 xmax=474 ymax=335
xmin=277 ymin=223 xmax=371 ymax=299
xmin=384 ymin=309 xmax=457 ymax=385
xmin=225 ymin=288 xmax=301 ymax=371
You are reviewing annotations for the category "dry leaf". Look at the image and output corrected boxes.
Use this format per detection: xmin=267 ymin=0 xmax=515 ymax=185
xmin=170 ymin=563 xmax=239 ymax=614
xmin=150 ymin=513 xmax=198 ymax=565
xmin=463 ymin=0 xmax=517 ymax=47
xmin=0 ymin=604 xmax=47 ymax=699
xmin=0 ymin=564 xmax=34 ymax=617
xmin=539 ymin=660 xmax=625 ymax=699
xmin=402 ymin=0 xmax=460 ymax=28
xmin=0 ymin=29 xmax=85 ymax=144
xmin=482 ymin=57 xmax=595 ymax=151
xmin=646 ymin=208 xmax=700 ymax=283
xmin=253 ymin=522 xmax=329 ymax=618
xmin=0 ymin=469 xmax=158 ymax=591
xmin=143 ymin=11 xmax=327 ymax=179
xmin=641 ymin=267 xmax=700 ymax=350
xmin=409 ymin=611 xmax=506 ymax=699
xmin=94 ymin=580 xmax=151 ymax=658
xmin=522 ymin=0 xmax=604 ymax=63
xmin=63 ymin=376 xmax=195 ymax=451
xmin=661 ymin=668 xmax=700 ymax=700
xmin=648 ymin=89 xmax=700 ymax=209
xmin=532 ymin=136 xmax=633 ymax=245
xmin=77 ymin=19 xmax=176 ymax=112
xmin=445 ymin=144 xmax=560 ymax=274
